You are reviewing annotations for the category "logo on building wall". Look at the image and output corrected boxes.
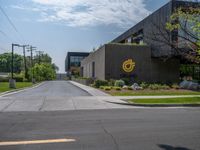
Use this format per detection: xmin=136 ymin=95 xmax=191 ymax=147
xmin=122 ymin=59 xmax=135 ymax=73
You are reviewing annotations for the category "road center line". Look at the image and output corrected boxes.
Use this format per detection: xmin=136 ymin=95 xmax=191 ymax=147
xmin=0 ymin=138 xmax=76 ymax=146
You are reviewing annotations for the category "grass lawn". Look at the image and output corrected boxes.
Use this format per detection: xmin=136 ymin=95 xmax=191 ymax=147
xmin=128 ymin=97 xmax=200 ymax=104
xmin=105 ymin=89 xmax=200 ymax=96
xmin=0 ymin=82 xmax=33 ymax=93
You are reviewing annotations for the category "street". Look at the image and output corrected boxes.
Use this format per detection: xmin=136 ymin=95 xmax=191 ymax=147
xmin=0 ymin=81 xmax=199 ymax=150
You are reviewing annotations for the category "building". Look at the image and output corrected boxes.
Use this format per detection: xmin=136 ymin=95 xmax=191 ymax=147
xmin=65 ymin=52 xmax=89 ymax=75
xmin=81 ymin=0 xmax=200 ymax=83
xmin=81 ymin=44 xmax=180 ymax=83
xmin=112 ymin=0 xmax=200 ymax=58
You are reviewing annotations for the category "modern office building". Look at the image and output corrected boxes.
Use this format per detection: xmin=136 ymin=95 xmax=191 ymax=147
xmin=65 ymin=52 xmax=89 ymax=75
xmin=112 ymin=0 xmax=200 ymax=58
xmin=81 ymin=0 xmax=200 ymax=83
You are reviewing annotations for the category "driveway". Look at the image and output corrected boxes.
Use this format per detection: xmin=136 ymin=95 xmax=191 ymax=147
xmin=0 ymin=81 xmax=130 ymax=112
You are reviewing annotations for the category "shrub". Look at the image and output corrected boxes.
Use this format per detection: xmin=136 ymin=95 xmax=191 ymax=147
xmin=148 ymin=84 xmax=171 ymax=90
xmin=128 ymin=86 xmax=133 ymax=90
xmin=0 ymin=76 xmax=9 ymax=82
xmin=171 ymin=84 xmax=180 ymax=89
xmin=140 ymin=82 xmax=149 ymax=89
xmin=104 ymin=86 xmax=112 ymax=91
xmin=113 ymin=86 xmax=122 ymax=90
xmin=114 ymin=80 xmax=125 ymax=87
xmin=108 ymin=79 xmax=115 ymax=86
xmin=94 ymin=80 xmax=108 ymax=88
xmin=148 ymin=84 xmax=161 ymax=90
xmin=161 ymin=84 xmax=170 ymax=90
xmin=121 ymin=78 xmax=130 ymax=85
xmin=13 ymin=76 xmax=23 ymax=82
xmin=99 ymin=86 xmax=105 ymax=89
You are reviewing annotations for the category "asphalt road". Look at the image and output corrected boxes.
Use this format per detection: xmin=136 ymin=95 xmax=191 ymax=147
xmin=0 ymin=108 xmax=199 ymax=150
xmin=0 ymin=81 xmax=130 ymax=111
xmin=0 ymin=81 xmax=199 ymax=150
xmin=6 ymin=80 xmax=91 ymax=97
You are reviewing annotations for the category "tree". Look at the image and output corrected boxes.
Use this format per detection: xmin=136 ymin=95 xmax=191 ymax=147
xmin=33 ymin=53 xmax=52 ymax=64
xmin=0 ymin=53 xmax=23 ymax=73
xmin=148 ymin=6 xmax=200 ymax=63
xmin=29 ymin=63 xmax=56 ymax=81
xmin=166 ymin=7 xmax=200 ymax=62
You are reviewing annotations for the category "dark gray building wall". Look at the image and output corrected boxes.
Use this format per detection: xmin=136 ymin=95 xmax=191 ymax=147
xmin=105 ymin=44 xmax=152 ymax=81
xmin=105 ymin=44 xmax=180 ymax=83
xmin=81 ymin=44 xmax=180 ymax=83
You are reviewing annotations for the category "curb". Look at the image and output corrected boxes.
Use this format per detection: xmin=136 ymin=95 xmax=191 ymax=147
xmin=106 ymin=100 xmax=200 ymax=107
xmin=69 ymin=81 xmax=110 ymax=96
xmin=0 ymin=82 xmax=45 ymax=97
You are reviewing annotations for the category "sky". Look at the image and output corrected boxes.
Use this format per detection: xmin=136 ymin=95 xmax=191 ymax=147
xmin=0 ymin=0 xmax=169 ymax=73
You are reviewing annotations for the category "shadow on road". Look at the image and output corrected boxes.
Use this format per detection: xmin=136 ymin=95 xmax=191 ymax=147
xmin=158 ymin=144 xmax=193 ymax=150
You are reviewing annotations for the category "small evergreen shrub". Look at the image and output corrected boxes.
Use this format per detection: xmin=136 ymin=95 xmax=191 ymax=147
xmin=121 ymin=78 xmax=130 ymax=85
xmin=108 ymin=79 xmax=115 ymax=86
xmin=94 ymin=80 xmax=108 ymax=88
xmin=171 ymin=84 xmax=180 ymax=89
xmin=114 ymin=80 xmax=125 ymax=87
xmin=113 ymin=86 xmax=122 ymax=90
xmin=140 ymin=82 xmax=149 ymax=89
xmin=104 ymin=86 xmax=112 ymax=91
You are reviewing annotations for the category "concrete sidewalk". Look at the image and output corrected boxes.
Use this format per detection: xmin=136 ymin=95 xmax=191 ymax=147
xmin=69 ymin=81 xmax=111 ymax=96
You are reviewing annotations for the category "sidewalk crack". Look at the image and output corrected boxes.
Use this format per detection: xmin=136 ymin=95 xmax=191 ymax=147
xmin=39 ymin=96 xmax=46 ymax=111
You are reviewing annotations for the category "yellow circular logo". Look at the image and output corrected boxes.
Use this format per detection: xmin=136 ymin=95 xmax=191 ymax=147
xmin=122 ymin=59 xmax=135 ymax=73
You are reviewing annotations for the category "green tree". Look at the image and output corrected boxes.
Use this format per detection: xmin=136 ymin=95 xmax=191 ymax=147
xmin=33 ymin=53 xmax=52 ymax=64
xmin=29 ymin=63 xmax=56 ymax=81
xmin=166 ymin=7 xmax=200 ymax=62
xmin=0 ymin=53 xmax=23 ymax=73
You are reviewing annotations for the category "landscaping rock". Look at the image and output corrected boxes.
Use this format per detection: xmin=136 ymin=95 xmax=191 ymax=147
xmin=179 ymin=80 xmax=199 ymax=90
xmin=131 ymin=83 xmax=143 ymax=90
xmin=122 ymin=85 xmax=128 ymax=89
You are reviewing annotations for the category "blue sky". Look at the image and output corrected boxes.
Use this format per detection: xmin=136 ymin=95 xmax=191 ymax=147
xmin=0 ymin=0 xmax=169 ymax=72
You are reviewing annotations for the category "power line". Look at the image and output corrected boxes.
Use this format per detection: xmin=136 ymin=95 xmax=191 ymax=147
xmin=0 ymin=5 xmax=24 ymax=42
xmin=0 ymin=29 xmax=13 ymax=42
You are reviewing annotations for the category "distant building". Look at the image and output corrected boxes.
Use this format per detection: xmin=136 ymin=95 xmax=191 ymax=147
xmin=81 ymin=0 xmax=200 ymax=83
xmin=65 ymin=52 xmax=89 ymax=75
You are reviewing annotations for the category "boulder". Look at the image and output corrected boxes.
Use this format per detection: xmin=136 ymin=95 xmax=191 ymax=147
xmin=131 ymin=83 xmax=143 ymax=90
xmin=122 ymin=85 xmax=128 ymax=89
xmin=179 ymin=80 xmax=199 ymax=90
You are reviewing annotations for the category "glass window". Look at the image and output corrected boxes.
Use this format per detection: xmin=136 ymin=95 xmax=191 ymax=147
xmin=70 ymin=56 xmax=85 ymax=67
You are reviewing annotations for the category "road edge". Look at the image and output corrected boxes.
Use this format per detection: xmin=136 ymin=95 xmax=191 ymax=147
xmin=0 ymin=82 xmax=45 ymax=97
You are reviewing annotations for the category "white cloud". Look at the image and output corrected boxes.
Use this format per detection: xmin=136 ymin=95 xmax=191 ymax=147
xmin=15 ymin=0 xmax=151 ymax=28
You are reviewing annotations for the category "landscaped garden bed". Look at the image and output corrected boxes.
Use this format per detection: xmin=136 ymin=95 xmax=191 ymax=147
xmin=89 ymin=79 xmax=200 ymax=96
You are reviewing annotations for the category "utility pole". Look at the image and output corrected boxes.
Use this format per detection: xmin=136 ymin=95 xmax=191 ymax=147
xmin=35 ymin=50 xmax=44 ymax=64
xmin=18 ymin=45 xmax=29 ymax=80
xmin=10 ymin=43 xmax=20 ymax=88
xmin=27 ymin=46 xmax=36 ymax=83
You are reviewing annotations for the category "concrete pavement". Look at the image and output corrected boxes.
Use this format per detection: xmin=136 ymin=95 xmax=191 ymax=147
xmin=0 ymin=81 xmax=131 ymax=112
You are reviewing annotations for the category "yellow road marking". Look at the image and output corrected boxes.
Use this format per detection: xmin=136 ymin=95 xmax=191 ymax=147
xmin=0 ymin=138 xmax=76 ymax=146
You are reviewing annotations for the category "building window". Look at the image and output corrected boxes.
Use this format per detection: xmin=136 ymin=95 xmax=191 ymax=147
xmin=92 ymin=62 xmax=95 ymax=78
xmin=70 ymin=56 xmax=84 ymax=67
